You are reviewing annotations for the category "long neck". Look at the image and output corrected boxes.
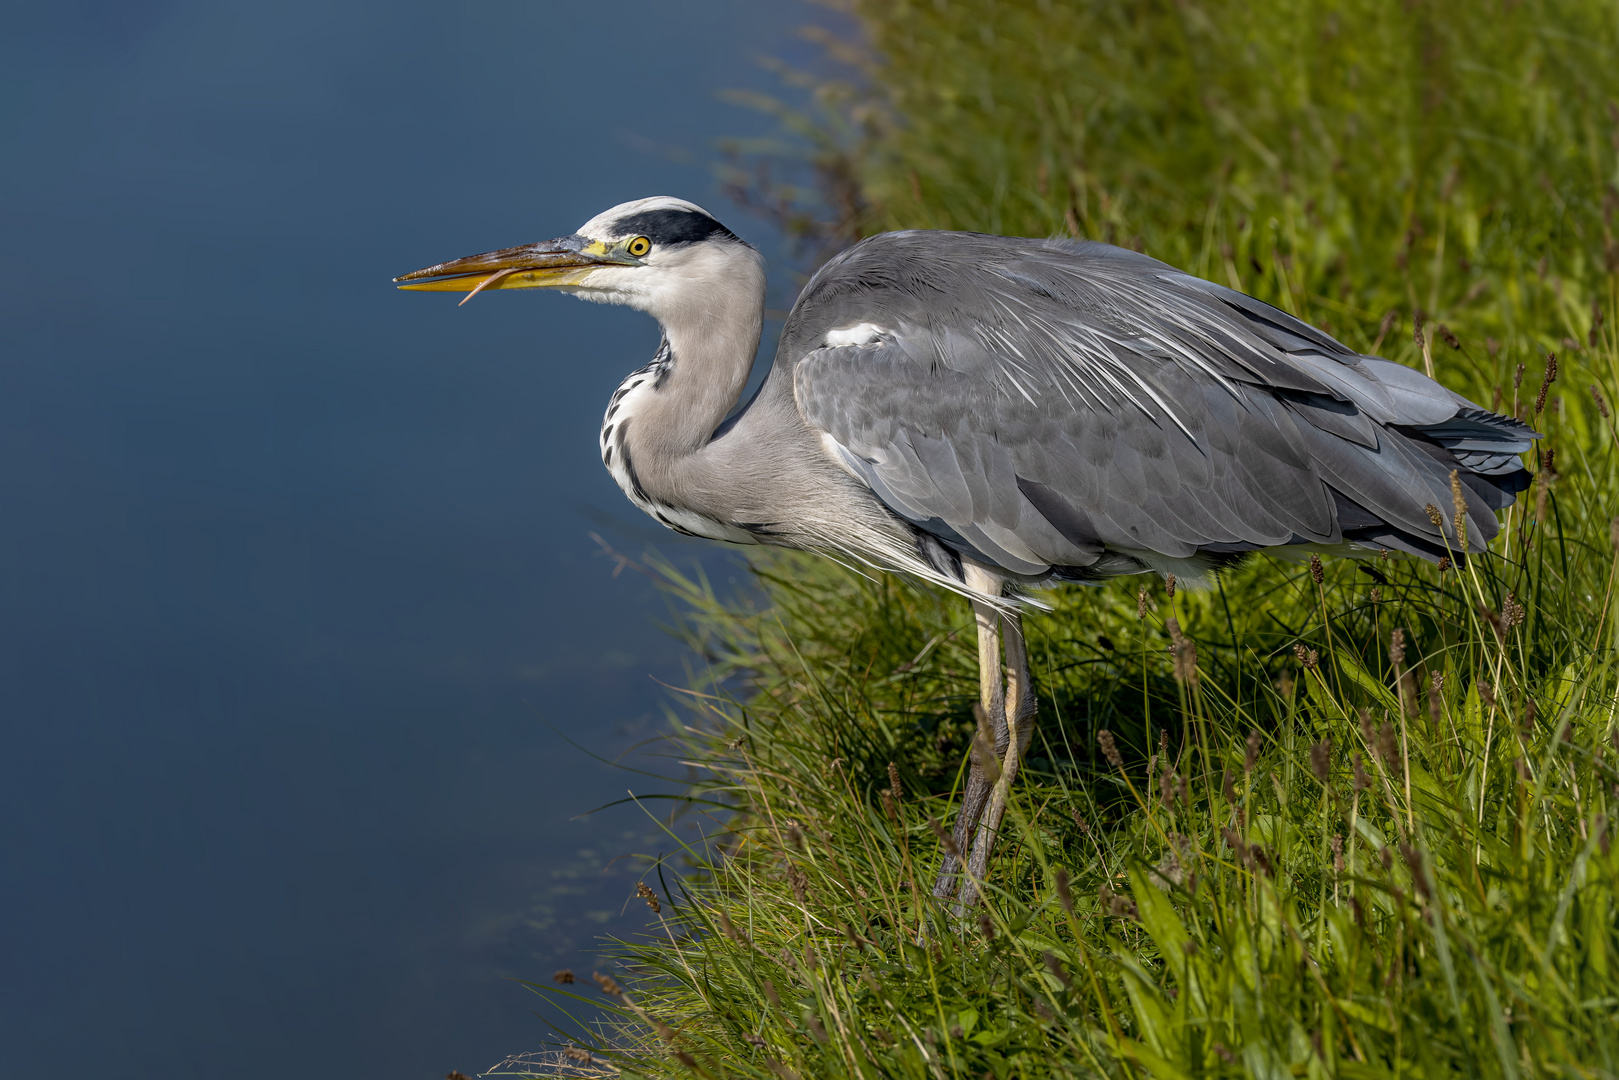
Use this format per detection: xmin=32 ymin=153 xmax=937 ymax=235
xmin=636 ymin=282 xmax=763 ymax=459
xmin=600 ymin=249 xmax=766 ymax=522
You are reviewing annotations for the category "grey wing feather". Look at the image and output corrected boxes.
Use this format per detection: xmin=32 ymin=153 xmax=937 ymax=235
xmin=786 ymin=232 xmax=1536 ymax=578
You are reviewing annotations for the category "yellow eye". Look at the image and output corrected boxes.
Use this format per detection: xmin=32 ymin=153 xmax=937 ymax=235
xmin=625 ymin=236 xmax=651 ymax=257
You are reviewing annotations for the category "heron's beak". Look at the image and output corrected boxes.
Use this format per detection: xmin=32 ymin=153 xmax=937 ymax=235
xmin=393 ymin=235 xmax=639 ymax=304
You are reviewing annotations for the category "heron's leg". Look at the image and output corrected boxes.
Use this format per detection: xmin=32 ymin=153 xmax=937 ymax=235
xmin=931 ymin=592 xmax=1006 ymax=901
xmin=957 ymin=609 xmax=1037 ymax=910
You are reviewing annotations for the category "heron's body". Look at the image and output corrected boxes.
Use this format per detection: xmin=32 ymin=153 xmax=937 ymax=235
xmin=398 ymin=197 xmax=1536 ymax=906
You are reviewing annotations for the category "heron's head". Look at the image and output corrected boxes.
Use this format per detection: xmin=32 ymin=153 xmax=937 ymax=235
xmin=394 ymin=197 xmax=762 ymax=320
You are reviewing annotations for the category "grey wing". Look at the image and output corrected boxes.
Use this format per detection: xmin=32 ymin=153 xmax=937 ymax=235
xmin=786 ymin=232 xmax=1535 ymax=578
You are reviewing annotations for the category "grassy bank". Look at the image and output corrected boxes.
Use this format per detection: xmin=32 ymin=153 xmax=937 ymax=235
xmin=515 ymin=3 xmax=1619 ymax=1075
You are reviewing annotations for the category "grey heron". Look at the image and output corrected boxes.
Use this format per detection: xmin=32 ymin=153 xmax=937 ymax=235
xmin=396 ymin=196 xmax=1535 ymax=906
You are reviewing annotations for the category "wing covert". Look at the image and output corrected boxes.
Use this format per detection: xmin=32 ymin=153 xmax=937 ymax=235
xmin=785 ymin=232 xmax=1534 ymax=577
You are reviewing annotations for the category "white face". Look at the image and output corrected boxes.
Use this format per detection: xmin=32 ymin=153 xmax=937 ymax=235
xmin=559 ymin=197 xmax=765 ymax=320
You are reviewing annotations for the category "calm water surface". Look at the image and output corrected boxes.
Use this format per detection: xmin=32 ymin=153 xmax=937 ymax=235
xmin=0 ymin=3 xmax=810 ymax=1075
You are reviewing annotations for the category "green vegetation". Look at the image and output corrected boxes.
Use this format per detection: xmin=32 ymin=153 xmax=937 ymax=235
xmin=524 ymin=2 xmax=1619 ymax=1076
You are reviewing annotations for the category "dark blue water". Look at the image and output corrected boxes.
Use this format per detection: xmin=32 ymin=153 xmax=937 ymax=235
xmin=0 ymin=3 xmax=809 ymax=1075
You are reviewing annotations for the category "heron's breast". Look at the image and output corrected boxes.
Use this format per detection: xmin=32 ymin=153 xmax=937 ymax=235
xmin=599 ymin=364 xmax=757 ymax=545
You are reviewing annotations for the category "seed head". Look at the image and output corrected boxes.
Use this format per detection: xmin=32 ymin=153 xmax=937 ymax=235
xmin=1428 ymin=673 xmax=1444 ymax=726
xmin=1330 ymin=834 xmax=1344 ymax=873
xmin=1098 ymin=729 xmax=1124 ymax=770
xmin=1376 ymin=308 xmax=1398 ymax=346
xmin=592 ymin=971 xmax=625 ymax=998
xmin=1370 ymin=586 xmax=1382 ymax=603
xmin=564 ymin=1047 xmax=593 ymax=1064
xmin=1479 ymin=679 xmax=1496 ymax=710
xmin=887 ymin=761 xmax=902 ymax=803
xmin=1378 ymin=720 xmax=1399 ymax=765
xmin=1166 ymin=618 xmax=1199 ymax=683
xmin=1222 ymin=768 xmax=1237 ymax=804
xmin=1138 ymin=586 xmax=1149 ymax=619
xmin=1309 ymin=739 xmax=1331 ymax=782
xmin=785 ymin=823 xmax=804 ymax=852
xmin=1439 ymin=324 xmax=1461 ymax=349
xmin=1450 ymin=470 xmax=1468 ymax=546
xmin=1535 ymin=353 xmax=1558 ymax=414
xmin=1293 ymin=643 xmax=1319 ymax=669
xmin=1437 ymin=556 xmax=1452 ymax=573
xmin=1413 ymin=311 xmax=1426 ymax=349
xmin=637 ymin=882 xmax=662 ymax=914
xmin=1309 ymin=552 xmax=1325 ymax=584
xmin=1352 ymin=752 xmax=1370 ymax=792
xmin=1070 ymin=809 xmax=1090 ymax=835
xmin=1380 ymin=546 xmax=1390 ymax=561
xmin=1043 ymin=951 xmax=1072 ymax=987
xmin=1503 ymin=593 xmax=1525 ymax=628
xmin=554 ymin=968 xmax=576 ymax=984
xmin=1389 ymin=628 xmax=1406 ymax=667
xmin=1055 ymin=867 xmax=1074 ymax=913
xmin=1165 ymin=573 xmax=1177 ymax=598
xmin=1244 ymin=728 xmax=1262 ymax=773
xmin=927 ymin=816 xmax=961 ymax=859
xmin=977 ymin=911 xmax=995 ymax=941
xmin=1514 ymin=361 xmax=1527 ymax=390
xmin=1425 ymin=503 xmax=1445 ymax=530
xmin=1399 ymin=842 xmax=1432 ymax=902
xmin=1593 ymin=385 xmax=1611 ymax=418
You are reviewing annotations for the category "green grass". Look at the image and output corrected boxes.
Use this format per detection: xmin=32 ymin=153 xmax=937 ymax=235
xmin=508 ymin=3 xmax=1619 ymax=1075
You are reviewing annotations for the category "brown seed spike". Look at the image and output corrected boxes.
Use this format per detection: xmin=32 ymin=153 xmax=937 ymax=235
xmin=1165 ymin=573 xmax=1177 ymax=598
xmin=1055 ymin=867 xmax=1074 ymax=913
xmin=1593 ymin=385 xmax=1611 ymax=418
xmin=1425 ymin=503 xmax=1445 ymax=530
xmin=887 ymin=761 xmax=902 ymax=803
xmin=1309 ymin=553 xmax=1324 ymax=585
xmin=1245 ymin=728 xmax=1262 ymax=773
xmin=1098 ymin=729 xmax=1124 ymax=769
xmin=1535 ymin=354 xmax=1558 ymax=414
xmin=927 ymin=816 xmax=961 ymax=859
xmin=1413 ymin=311 xmax=1426 ymax=348
xmin=1389 ymin=628 xmax=1406 ymax=667
xmin=1309 ymin=739 xmax=1331 ymax=782
xmin=553 ymin=968 xmax=576 ymax=984
xmin=1450 ymin=470 xmax=1468 ymax=547
xmin=1439 ymin=324 xmax=1461 ymax=349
